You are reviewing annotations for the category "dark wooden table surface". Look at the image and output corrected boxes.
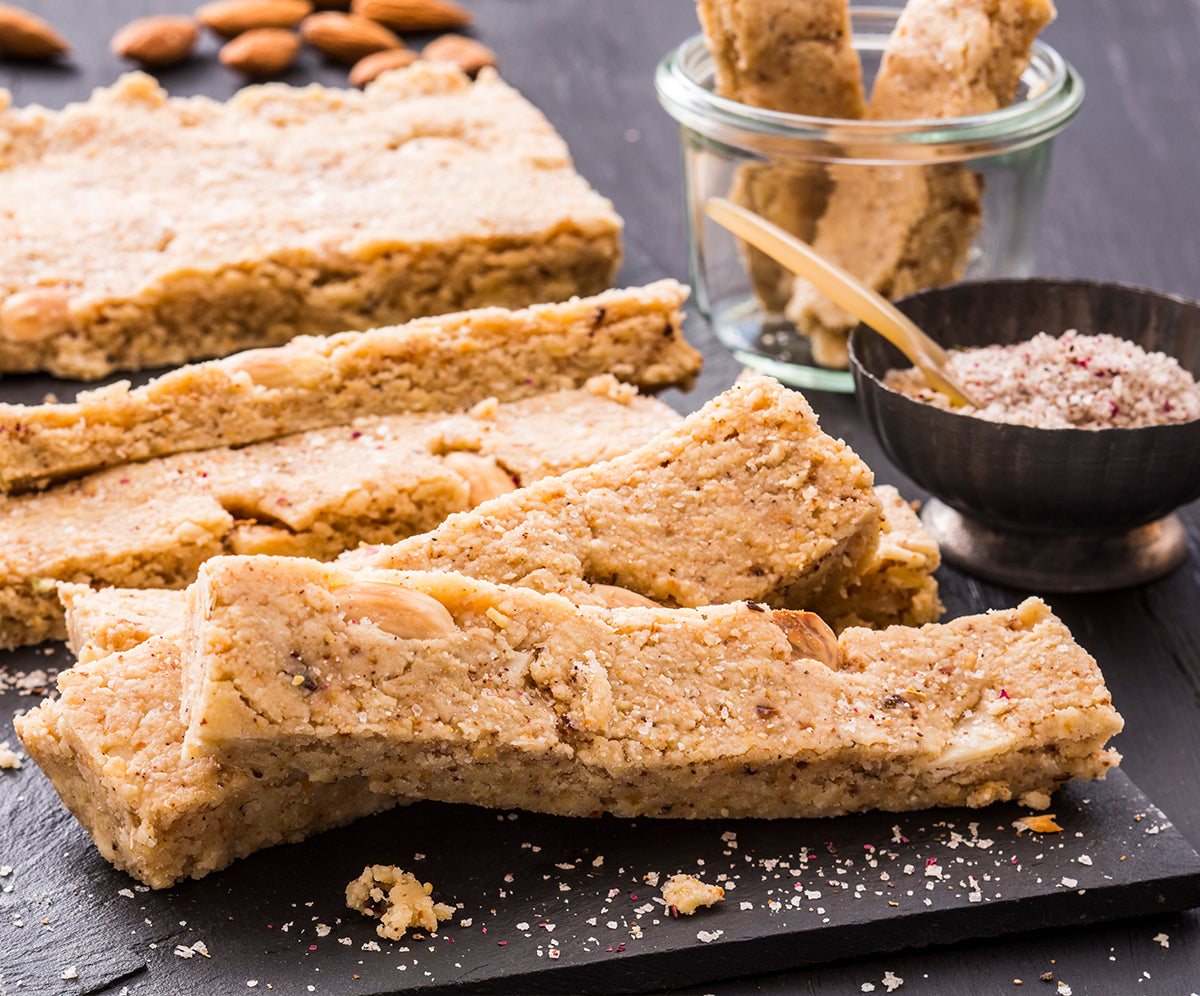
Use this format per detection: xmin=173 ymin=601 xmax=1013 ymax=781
xmin=4 ymin=1 xmax=1200 ymax=993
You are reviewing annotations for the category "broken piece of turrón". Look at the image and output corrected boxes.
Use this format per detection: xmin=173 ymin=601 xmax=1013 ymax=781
xmin=351 ymin=375 xmax=890 ymax=619
xmin=21 ymin=374 xmax=902 ymax=653
xmin=698 ymin=0 xmax=866 ymax=311
xmin=0 ymin=281 xmax=697 ymax=493
xmin=0 ymin=381 xmax=677 ymax=649
xmin=695 ymin=0 xmax=865 ymax=117
xmin=786 ymin=0 xmax=1057 ymax=368
xmin=177 ymin=557 xmax=1122 ymax=818
xmin=51 ymin=482 xmax=941 ymax=657
xmin=48 ymin=374 xmax=939 ymax=650
xmin=14 ymin=635 xmax=400 ymax=889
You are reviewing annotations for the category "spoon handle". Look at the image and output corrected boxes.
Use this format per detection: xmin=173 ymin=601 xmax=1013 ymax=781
xmin=705 ymin=197 xmax=979 ymax=407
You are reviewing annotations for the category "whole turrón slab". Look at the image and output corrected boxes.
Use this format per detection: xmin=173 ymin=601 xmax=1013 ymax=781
xmin=0 ymin=66 xmax=623 ymax=379
xmin=176 ymin=558 xmax=1122 ymax=821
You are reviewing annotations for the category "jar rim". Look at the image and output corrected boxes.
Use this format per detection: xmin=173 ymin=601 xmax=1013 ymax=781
xmin=655 ymin=6 xmax=1084 ymax=164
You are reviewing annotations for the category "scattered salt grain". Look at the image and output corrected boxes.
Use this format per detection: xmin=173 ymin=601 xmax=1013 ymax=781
xmin=174 ymin=941 xmax=210 ymax=959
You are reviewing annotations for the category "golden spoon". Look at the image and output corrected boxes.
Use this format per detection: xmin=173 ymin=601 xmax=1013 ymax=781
xmin=705 ymin=197 xmax=981 ymax=407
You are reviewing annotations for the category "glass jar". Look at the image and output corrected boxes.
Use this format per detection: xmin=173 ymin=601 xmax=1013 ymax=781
xmin=655 ymin=6 xmax=1084 ymax=392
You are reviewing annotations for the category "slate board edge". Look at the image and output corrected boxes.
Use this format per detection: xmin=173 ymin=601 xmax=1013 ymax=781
xmin=410 ymin=866 xmax=1200 ymax=995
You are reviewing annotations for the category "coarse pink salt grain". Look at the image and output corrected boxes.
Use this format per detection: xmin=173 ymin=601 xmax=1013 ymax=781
xmin=884 ymin=330 xmax=1200 ymax=428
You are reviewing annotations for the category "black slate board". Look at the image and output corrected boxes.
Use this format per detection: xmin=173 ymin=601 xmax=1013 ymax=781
xmin=3 ymin=647 xmax=1199 ymax=996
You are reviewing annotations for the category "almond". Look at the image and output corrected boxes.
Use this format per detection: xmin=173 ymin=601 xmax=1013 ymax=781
xmin=0 ymin=287 xmax=71 ymax=343
xmin=348 ymin=45 xmax=417 ymax=87
xmin=441 ymin=452 xmax=516 ymax=506
xmin=301 ymin=10 xmax=400 ymax=63
xmin=332 ymin=580 xmax=458 ymax=640
xmin=219 ymin=26 xmax=300 ymax=77
xmin=111 ymin=16 xmax=198 ymax=67
xmin=351 ymin=0 xmax=470 ymax=33
xmin=224 ymin=349 xmax=324 ymax=389
xmin=421 ymin=33 xmax=495 ymax=78
xmin=771 ymin=609 xmax=841 ymax=668
xmin=196 ymin=0 xmax=312 ymax=38
xmin=590 ymin=585 xmax=660 ymax=609
xmin=0 ymin=4 xmax=69 ymax=59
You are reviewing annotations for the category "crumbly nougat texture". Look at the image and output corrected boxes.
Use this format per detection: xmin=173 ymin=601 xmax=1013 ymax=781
xmin=49 ymin=389 xmax=942 ymax=661
xmin=816 ymin=484 xmax=942 ymax=631
xmin=346 ymin=866 xmax=454 ymax=940
xmin=788 ymin=164 xmax=983 ymax=369
xmin=662 ymin=874 xmax=725 ymax=914
xmin=0 ymin=67 xmax=622 ymax=379
xmin=356 ymin=376 xmax=884 ymax=616
xmin=696 ymin=0 xmax=865 ymax=117
xmin=14 ymin=636 xmax=398 ymax=889
xmin=0 ymin=383 xmax=677 ymax=649
xmin=0 ymin=281 xmax=697 ymax=493
xmin=59 ymin=583 xmax=188 ymax=664
xmin=787 ymin=0 xmax=1055 ymax=366
xmin=867 ymin=0 xmax=1057 ymax=119
xmin=53 ymin=483 xmax=942 ymax=660
xmin=176 ymin=558 xmax=1122 ymax=819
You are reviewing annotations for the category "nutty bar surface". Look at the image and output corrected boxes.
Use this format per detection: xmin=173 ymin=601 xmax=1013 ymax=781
xmin=0 ymin=66 xmax=622 ymax=378
xmin=0 ymin=382 xmax=677 ymax=649
xmin=54 ymin=378 xmax=938 ymax=645
xmin=0 ymin=280 xmax=697 ymax=493
xmin=15 ymin=636 xmax=396 ymax=888
xmin=868 ymin=0 xmax=1058 ymax=120
xmin=177 ymin=558 xmax=1122 ymax=820
xmin=54 ymin=484 xmax=942 ymax=659
xmin=355 ymin=376 xmax=886 ymax=616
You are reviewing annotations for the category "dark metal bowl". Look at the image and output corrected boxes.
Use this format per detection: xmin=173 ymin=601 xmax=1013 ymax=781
xmin=849 ymin=278 xmax=1200 ymax=591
